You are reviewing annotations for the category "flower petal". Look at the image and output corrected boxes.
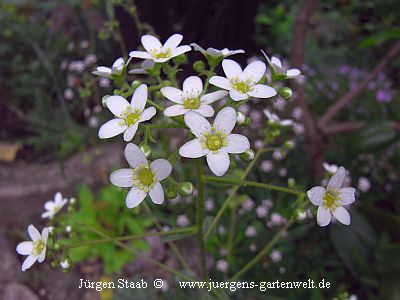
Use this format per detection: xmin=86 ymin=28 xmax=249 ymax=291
xmin=129 ymin=51 xmax=152 ymax=59
xmin=44 ymin=201 xmax=55 ymax=211
xmin=124 ymin=143 xmax=148 ymax=169
xmin=287 ymin=68 xmax=301 ymax=77
xmin=16 ymin=241 xmax=33 ymax=255
xmin=41 ymin=228 xmax=49 ymax=244
xmin=183 ymin=76 xmax=203 ymax=95
xmin=339 ymin=187 xmax=356 ymax=205
xmin=190 ymin=42 xmax=206 ymax=55
xmin=110 ymin=168 xmax=134 ymax=187
xmin=213 ymin=106 xmax=236 ymax=134
xmin=160 ymin=87 xmax=184 ymax=104
xmin=112 ymin=57 xmax=125 ymax=69
xmin=229 ymin=89 xmax=248 ymax=101
xmin=271 ymin=56 xmax=282 ymax=68
xmin=307 ymin=186 xmax=326 ymax=206
xmin=171 ymin=45 xmax=191 ymax=57
xmin=163 ymin=33 xmax=183 ymax=50
xmin=206 ymin=152 xmax=230 ymax=176
xmin=317 ymin=206 xmax=331 ymax=227
xmin=149 ymin=182 xmax=164 ymax=205
xmin=28 ymin=225 xmax=41 ymax=242
xmin=37 ymin=247 xmax=46 ymax=263
xmin=195 ymin=104 xmax=214 ymax=117
xmin=106 ymin=96 xmax=130 ymax=118
xmin=139 ymin=107 xmax=156 ymax=122
xmin=92 ymin=67 xmax=111 ymax=77
xmin=126 ymin=186 xmax=147 ymax=208
xmin=242 ymin=61 xmax=266 ymax=83
xmin=141 ymin=35 xmax=162 ymax=52
xmin=22 ymin=255 xmax=37 ymax=272
xmin=332 ymin=206 xmax=351 ymax=225
xmin=184 ymin=111 xmax=211 ymax=138
xmin=179 ymin=139 xmax=209 ymax=158
xmin=222 ymin=59 xmax=242 ymax=79
xmin=224 ymin=134 xmax=250 ymax=153
xmin=327 ymin=166 xmax=346 ymax=189
xmin=123 ymin=123 xmax=139 ymax=141
xmin=150 ymin=159 xmax=172 ymax=181
xmin=130 ymin=84 xmax=148 ymax=111
xmin=247 ymin=84 xmax=277 ymax=99
xmin=54 ymin=192 xmax=62 ymax=203
xmin=164 ymin=105 xmax=188 ymax=117
xmin=98 ymin=119 xmax=127 ymax=139
xmin=201 ymin=90 xmax=228 ymax=104
xmin=209 ymin=76 xmax=231 ymax=90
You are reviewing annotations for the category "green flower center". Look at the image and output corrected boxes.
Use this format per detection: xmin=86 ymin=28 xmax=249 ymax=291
xmin=32 ymin=240 xmax=45 ymax=256
xmin=201 ymin=127 xmax=228 ymax=152
xmin=183 ymin=97 xmax=200 ymax=109
xmin=323 ymin=189 xmax=340 ymax=210
xmin=125 ymin=111 xmax=141 ymax=126
xmin=232 ymin=79 xmax=251 ymax=94
xmin=154 ymin=48 xmax=171 ymax=59
xmin=133 ymin=165 xmax=156 ymax=192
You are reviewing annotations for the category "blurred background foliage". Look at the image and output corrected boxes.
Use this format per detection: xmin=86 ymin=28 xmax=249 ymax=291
xmin=1 ymin=0 xmax=399 ymax=299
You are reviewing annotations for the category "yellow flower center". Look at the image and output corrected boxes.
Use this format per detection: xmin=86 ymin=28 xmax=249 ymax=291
xmin=323 ymin=189 xmax=340 ymax=210
xmin=32 ymin=240 xmax=45 ymax=256
xmin=154 ymin=48 xmax=172 ymax=59
xmin=133 ymin=165 xmax=156 ymax=192
xmin=231 ymin=78 xmax=252 ymax=94
xmin=201 ymin=127 xmax=228 ymax=152
xmin=183 ymin=97 xmax=200 ymax=109
xmin=125 ymin=110 xmax=141 ymax=126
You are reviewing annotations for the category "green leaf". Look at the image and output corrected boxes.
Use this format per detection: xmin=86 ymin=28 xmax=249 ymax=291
xmin=359 ymin=29 xmax=400 ymax=48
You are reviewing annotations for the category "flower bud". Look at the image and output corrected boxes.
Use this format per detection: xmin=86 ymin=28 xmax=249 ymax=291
xmin=239 ymin=149 xmax=255 ymax=162
xmin=53 ymin=242 xmax=62 ymax=251
xmin=283 ymin=140 xmax=294 ymax=149
xmin=278 ymin=87 xmax=293 ymax=101
xmin=102 ymin=95 xmax=110 ymax=107
xmin=60 ymin=258 xmax=71 ymax=271
xmin=288 ymin=178 xmax=296 ymax=188
xmin=244 ymin=117 xmax=252 ymax=127
xmin=236 ymin=111 xmax=246 ymax=126
xmin=193 ymin=60 xmax=206 ymax=73
xmin=173 ymin=54 xmax=187 ymax=64
xmin=51 ymin=260 xmax=59 ymax=268
xmin=131 ymin=80 xmax=142 ymax=89
xmin=166 ymin=187 xmax=178 ymax=200
xmin=178 ymin=182 xmax=194 ymax=197
xmin=69 ymin=197 xmax=76 ymax=205
xmin=140 ymin=144 xmax=152 ymax=158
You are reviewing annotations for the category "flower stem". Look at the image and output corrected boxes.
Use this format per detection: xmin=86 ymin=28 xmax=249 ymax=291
xmin=204 ymin=147 xmax=270 ymax=240
xmin=203 ymin=176 xmax=304 ymax=195
xmin=229 ymin=218 xmax=295 ymax=281
xmin=142 ymin=203 xmax=192 ymax=272
xmin=66 ymin=226 xmax=196 ymax=249
xmin=195 ymin=158 xmax=208 ymax=280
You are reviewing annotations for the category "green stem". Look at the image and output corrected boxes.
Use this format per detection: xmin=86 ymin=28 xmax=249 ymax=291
xmin=203 ymin=176 xmax=304 ymax=195
xmin=201 ymin=65 xmax=216 ymax=95
xmin=195 ymin=158 xmax=207 ymax=280
xmin=229 ymin=218 xmax=295 ymax=281
xmin=226 ymin=205 xmax=238 ymax=268
xmin=65 ymin=226 xmax=196 ymax=249
xmin=204 ymin=147 xmax=269 ymax=240
xmin=142 ymin=203 xmax=192 ymax=272
xmin=80 ymin=223 xmax=194 ymax=281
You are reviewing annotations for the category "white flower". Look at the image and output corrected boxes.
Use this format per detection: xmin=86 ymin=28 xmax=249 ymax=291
xmin=41 ymin=192 xmax=68 ymax=220
xmin=161 ymin=76 xmax=227 ymax=117
xmin=322 ymin=162 xmax=339 ymax=174
xmin=263 ymin=109 xmax=294 ymax=126
xmin=129 ymin=34 xmax=191 ymax=63
xmin=357 ymin=177 xmax=371 ymax=193
xmin=60 ymin=259 xmax=71 ymax=269
xmin=98 ymin=84 xmax=156 ymax=141
xmin=256 ymin=205 xmax=268 ymax=218
xmin=16 ymin=225 xmax=49 ymax=271
xmin=92 ymin=57 xmax=125 ymax=77
xmin=307 ymin=166 xmax=356 ymax=226
xmin=179 ymin=107 xmax=250 ymax=176
xmin=209 ymin=59 xmax=277 ymax=101
xmin=190 ymin=43 xmax=244 ymax=59
xmin=245 ymin=226 xmax=257 ymax=237
xmin=110 ymin=143 xmax=172 ymax=208
xmin=260 ymin=160 xmax=273 ymax=173
xmin=262 ymin=51 xmax=303 ymax=79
